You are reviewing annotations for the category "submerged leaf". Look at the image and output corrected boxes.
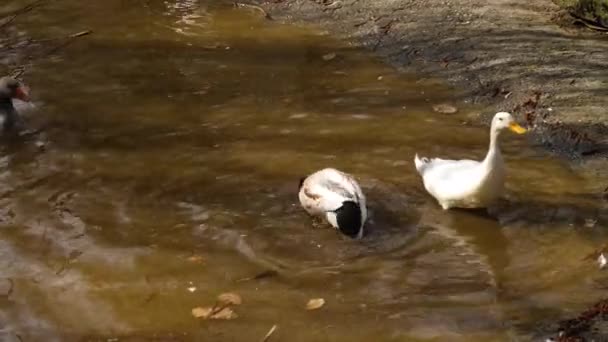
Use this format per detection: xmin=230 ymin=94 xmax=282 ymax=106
xmin=192 ymin=307 xmax=213 ymax=318
xmin=210 ymin=306 xmax=238 ymax=319
xmin=306 ymin=298 xmax=325 ymax=310
xmin=217 ymin=292 xmax=242 ymax=305
xmin=432 ymin=104 xmax=458 ymax=114
xmin=191 ymin=306 xmax=238 ymax=320
xmin=187 ymin=255 xmax=205 ymax=264
xmin=322 ymin=53 xmax=336 ymax=61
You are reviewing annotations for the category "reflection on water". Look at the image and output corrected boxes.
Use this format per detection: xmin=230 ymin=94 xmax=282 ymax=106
xmin=0 ymin=0 xmax=607 ymax=341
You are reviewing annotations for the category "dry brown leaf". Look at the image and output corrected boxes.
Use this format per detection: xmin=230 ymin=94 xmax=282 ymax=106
xmin=217 ymin=292 xmax=242 ymax=306
xmin=187 ymin=255 xmax=204 ymax=264
xmin=322 ymin=53 xmax=336 ymax=61
xmin=210 ymin=306 xmax=238 ymax=320
xmin=192 ymin=306 xmax=213 ymax=318
xmin=306 ymin=298 xmax=325 ymax=310
xmin=191 ymin=306 xmax=238 ymax=320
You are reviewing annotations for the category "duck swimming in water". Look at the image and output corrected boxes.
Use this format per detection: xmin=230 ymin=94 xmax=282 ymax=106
xmin=298 ymin=168 xmax=367 ymax=239
xmin=414 ymin=112 xmax=527 ymax=210
xmin=0 ymin=76 xmax=30 ymax=133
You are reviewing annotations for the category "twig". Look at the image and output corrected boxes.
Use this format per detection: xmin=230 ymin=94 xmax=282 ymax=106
xmin=31 ymin=30 xmax=91 ymax=44
xmin=69 ymin=30 xmax=92 ymax=38
xmin=235 ymin=269 xmax=279 ymax=282
xmin=0 ymin=0 xmax=48 ymax=30
xmin=261 ymin=324 xmax=277 ymax=342
xmin=570 ymin=11 xmax=608 ymax=32
xmin=47 ymin=30 xmax=92 ymax=52
xmin=39 ymin=30 xmax=92 ymax=57
xmin=209 ymin=301 xmax=231 ymax=316
xmin=7 ymin=29 xmax=92 ymax=79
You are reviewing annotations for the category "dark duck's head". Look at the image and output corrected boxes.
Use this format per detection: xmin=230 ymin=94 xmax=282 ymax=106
xmin=0 ymin=76 xmax=30 ymax=131
xmin=334 ymin=201 xmax=363 ymax=238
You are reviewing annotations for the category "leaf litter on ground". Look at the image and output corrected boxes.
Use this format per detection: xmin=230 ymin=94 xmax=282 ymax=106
xmin=191 ymin=292 xmax=242 ymax=320
xmin=306 ymin=298 xmax=325 ymax=310
xmin=432 ymin=103 xmax=458 ymax=114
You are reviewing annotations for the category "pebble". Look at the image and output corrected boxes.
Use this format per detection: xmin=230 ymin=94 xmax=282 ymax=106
xmin=598 ymin=253 xmax=607 ymax=269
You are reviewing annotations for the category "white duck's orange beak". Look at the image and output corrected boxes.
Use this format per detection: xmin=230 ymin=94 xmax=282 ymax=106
xmin=509 ymin=122 xmax=527 ymax=134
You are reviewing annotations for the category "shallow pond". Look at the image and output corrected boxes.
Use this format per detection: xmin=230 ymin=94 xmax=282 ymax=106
xmin=1 ymin=0 xmax=608 ymax=341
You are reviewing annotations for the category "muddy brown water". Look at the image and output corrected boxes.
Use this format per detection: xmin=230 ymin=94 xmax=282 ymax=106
xmin=1 ymin=0 xmax=608 ymax=341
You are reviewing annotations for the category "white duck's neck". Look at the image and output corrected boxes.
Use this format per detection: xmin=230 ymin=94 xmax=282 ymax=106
xmin=482 ymin=128 xmax=502 ymax=168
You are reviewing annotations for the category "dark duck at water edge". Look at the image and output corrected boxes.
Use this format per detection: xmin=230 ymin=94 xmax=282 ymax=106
xmin=0 ymin=76 xmax=30 ymax=133
xmin=298 ymin=168 xmax=367 ymax=239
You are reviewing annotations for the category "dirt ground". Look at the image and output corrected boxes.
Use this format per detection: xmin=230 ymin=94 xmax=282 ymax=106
xmin=261 ymin=0 xmax=608 ymax=174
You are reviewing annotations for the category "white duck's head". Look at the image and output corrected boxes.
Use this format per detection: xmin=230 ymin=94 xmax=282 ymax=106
xmin=491 ymin=112 xmax=527 ymax=135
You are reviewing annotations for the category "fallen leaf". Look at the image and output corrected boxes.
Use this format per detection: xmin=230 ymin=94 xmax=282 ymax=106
xmin=192 ymin=306 xmax=213 ymax=318
xmin=187 ymin=255 xmax=204 ymax=264
xmin=306 ymin=298 xmax=325 ymax=310
xmin=191 ymin=306 xmax=238 ymax=320
xmin=432 ymin=104 xmax=458 ymax=114
xmin=212 ymin=306 xmax=238 ymax=319
xmin=217 ymin=292 xmax=242 ymax=306
xmin=322 ymin=53 xmax=336 ymax=61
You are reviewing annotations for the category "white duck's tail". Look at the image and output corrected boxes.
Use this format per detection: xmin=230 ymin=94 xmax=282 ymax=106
xmin=414 ymin=154 xmax=430 ymax=174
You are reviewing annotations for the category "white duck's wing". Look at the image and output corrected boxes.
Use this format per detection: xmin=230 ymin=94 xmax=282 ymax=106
xmin=421 ymin=158 xmax=485 ymax=198
xmin=299 ymin=180 xmax=348 ymax=214
xmin=298 ymin=168 xmax=364 ymax=214
xmin=319 ymin=169 xmax=364 ymax=202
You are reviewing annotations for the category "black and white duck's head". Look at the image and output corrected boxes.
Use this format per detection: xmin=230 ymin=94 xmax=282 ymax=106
xmin=334 ymin=200 xmax=362 ymax=238
xmin=0 ymin=77 xmax=30 ymax=131
xmin=0 ymin=77 xmax=30 ymax=103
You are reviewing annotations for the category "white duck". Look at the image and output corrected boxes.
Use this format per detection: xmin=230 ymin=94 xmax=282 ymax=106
xmin=414 ymin=112 xmax=527 ymax=210
xmin=298 ymin=168 xmax=367 ymax=238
